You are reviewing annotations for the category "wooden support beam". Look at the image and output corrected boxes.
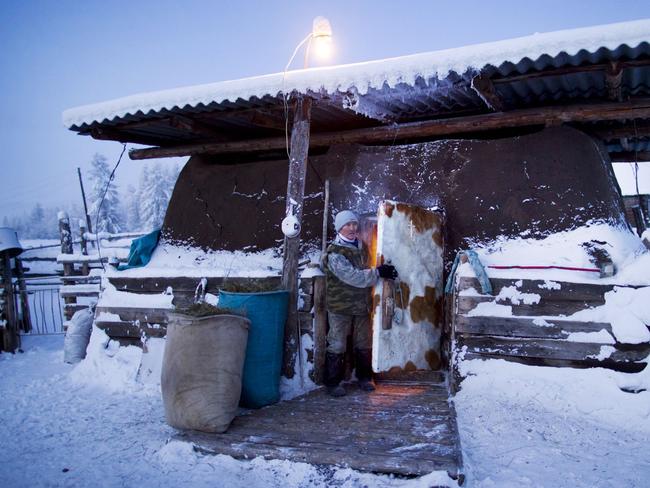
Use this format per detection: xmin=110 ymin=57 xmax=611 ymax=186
xmin=470 ymin=74 xmax=504 ymax=112
xmin=491 ymin=58 xmax=650 ymax=85
xmin=90 ymin=127 xmax=171 ymax=147
xmin=129 ymin=98 xmax=650 ymax=160
xmin=588 ymin=121 xmax=650 ymax=140
xmin=169 ymin=115 xmax=224 ymax=138
xmin=1 ymin=255 xmax=19 ymax=352
xmin=281 ymin=96 xmax=312 ymax=378
xmin=605 ymin=62 xmax=623 ymax=102
xmin=610 ymin=151 xmax=650 ymax=162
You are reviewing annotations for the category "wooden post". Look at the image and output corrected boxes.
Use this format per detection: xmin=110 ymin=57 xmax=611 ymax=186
xmin=77 ymin=168 xmax=94 ymax=241
xmin=58 ymin=212 xmax=75 ymax=319
xmin=1 ymin=255 xmax=19 ymax=352
xmin=321 ymin=179 xmax=330 ymax=255
xmin=312 ymin=275 xmax=327 ymax=384
xmin=79 ymin=220 xmax=90 ymax=276
xmin=14 ymin=258 xmax=32 ymax=333
xmin=281 ymin=96 xmax=312 ymax=378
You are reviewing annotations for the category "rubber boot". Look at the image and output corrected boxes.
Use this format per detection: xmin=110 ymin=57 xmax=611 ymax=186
xmin=355 ymin=348 xmax=376 ymax=392
xmin=325 ymin=352 xmax=346 ymax=397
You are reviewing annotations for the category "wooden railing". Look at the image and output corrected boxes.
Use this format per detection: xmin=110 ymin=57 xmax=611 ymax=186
xmin=55 ymin=213 xmax=141 ymax=320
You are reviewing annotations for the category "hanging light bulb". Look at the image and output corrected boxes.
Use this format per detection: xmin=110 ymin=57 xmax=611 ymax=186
xmin=311 ymin=16 xmax=333 ymax=62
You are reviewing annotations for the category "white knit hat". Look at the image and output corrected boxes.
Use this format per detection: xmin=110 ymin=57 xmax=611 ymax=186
xmin=334 ymin=210 xmax=359 ymax=232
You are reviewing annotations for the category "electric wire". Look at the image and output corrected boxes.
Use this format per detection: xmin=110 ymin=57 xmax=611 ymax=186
xmin=95 ymin=143 xmax=127 ymax=271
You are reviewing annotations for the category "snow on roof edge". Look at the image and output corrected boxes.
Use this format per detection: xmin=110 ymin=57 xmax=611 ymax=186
xmin=62 ymin=18 xmax=650 ymax=129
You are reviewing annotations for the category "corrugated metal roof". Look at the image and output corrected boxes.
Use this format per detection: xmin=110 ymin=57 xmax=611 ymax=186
xmin=64 ymin=19 xmax=650 ymax=131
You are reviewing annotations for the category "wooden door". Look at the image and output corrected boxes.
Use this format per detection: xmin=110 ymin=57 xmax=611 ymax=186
xmin=371 ymin=201 xmax=444 ymax=372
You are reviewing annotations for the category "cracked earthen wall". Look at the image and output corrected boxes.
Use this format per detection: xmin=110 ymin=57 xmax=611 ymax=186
xmin=162 ymin=127 xmax=628 ymax=262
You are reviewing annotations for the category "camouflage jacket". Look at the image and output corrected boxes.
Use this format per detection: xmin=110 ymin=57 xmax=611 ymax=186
xmin=322 ymin=235 xmax=378 ymax=315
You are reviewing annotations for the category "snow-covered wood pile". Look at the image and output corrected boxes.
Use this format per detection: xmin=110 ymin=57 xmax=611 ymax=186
xmin=450 ymin=224 xmax=650 ymax=389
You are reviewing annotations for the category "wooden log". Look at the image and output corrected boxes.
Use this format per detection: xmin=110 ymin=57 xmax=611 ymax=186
xmin=14 ymin=259 xmax=32 ymax=333
xmin=456 ymin=276 xmax=622 ymax=301
xmin=456 ymin=294 xmax=600 ymax=316
xmin=1 ymin=255 xmax=19 ymax=352
xmin=106 ymin=276 xmax=281 ymax=294
xmin=79 ymin=221 xmax=90 ymax=276
xmin=95 ymin=306 xmax=170 ymax=324
xmin=95 ymin=321 xmax=166 ymax=339
xmin=457 ymin=335 xmax=650 ymax=363
xmin=312 ymin=276 xmax=327 ymax=384
xmin=610 ymin=151 xmax=650 ymax=162
xmin=63 ymin=303 xmax=93 ymax=315
xmin=471 ymin=74 xmax=504 ymax=111
xmin=128 ymin=97 xmax=650 ymax=159
xmin=281 ymin=96 xmax=312 ymax=378
xmin=58 ymin=212 xmax=74 ymax=277
xmin=455 ymin=315 xmax=613 ymax=339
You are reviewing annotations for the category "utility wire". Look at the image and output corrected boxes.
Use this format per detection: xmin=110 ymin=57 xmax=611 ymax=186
xmin=95 ymin=143 xmax=127 ymax=271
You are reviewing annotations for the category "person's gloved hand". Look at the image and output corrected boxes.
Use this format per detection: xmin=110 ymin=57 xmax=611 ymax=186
xmin=376 ymin=264 xmax=398 ymax=280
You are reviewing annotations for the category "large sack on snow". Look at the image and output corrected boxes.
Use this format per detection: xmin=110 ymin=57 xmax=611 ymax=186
xmin=161 ymin=313 xmax=249 ymax=433
xmin=63 ymin=308 xmax=94 ymax=364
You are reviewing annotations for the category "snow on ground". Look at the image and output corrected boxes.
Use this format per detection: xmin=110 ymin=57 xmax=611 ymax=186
xmin=455 ymin=359 xmax=650 ymax=488
xmin=0 ymin=334 xmax=453 ymax=488
xmin=3 ymin=333 xmax=649 ymax=487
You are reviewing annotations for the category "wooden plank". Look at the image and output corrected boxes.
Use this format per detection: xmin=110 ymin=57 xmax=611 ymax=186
xmin=106 ymin=276 xmax=281 ymax=294
xmin=61 ymin=275 xmax=101 ymax=284
xmin=95 ymin=321 xmax=166 ymax=338
xmin=64 ymin=303 xmax=93 ymax=314
xmin=457 ymin=335 xmax=650 ymax=363
xmin=375 ymin=370 xmax=446 ymax=384
xmin=471 ymin=74 xmax=504 ymax=111
xmin=456 ymin=276 xmax=621 ymax=302
xmin=312 ymin=276 xmax=327 ymax=384
xmin=128 ymin=97 xmax=650 ymax=159
xmin=281 ymin=96 xmax=312 ymax=378
xmin=181 ymin=382 xmax=463 ymax=478
xmin=456 ymin=294 xmax=599 ymax=316
xmin=95 ymin=306 xmax=170 ymax=323
xmin=610 ymin=151 xmax=650 ymax=162
xmin=455 ymin=315 xmax=614 ymax=339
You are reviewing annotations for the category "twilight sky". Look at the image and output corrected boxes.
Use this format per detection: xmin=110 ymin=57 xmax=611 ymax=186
xmin=1 ymin=0 xmax=648 ymax=220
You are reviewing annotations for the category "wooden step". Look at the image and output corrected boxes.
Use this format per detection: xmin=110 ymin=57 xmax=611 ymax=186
xmin=456 ymin=293 xmax=601 ymax=316
xmin=457 ymin=335 xmax=650 ymax=368
xmin=457 ymin=276 xmax=636 ymax=300
xmin=95 ymin=320 xmax=166 ymax=339
xmin=95 ymin=306 xmax=170 ymax=324
xmin=455 ymin=315 xmax=613 ymax=340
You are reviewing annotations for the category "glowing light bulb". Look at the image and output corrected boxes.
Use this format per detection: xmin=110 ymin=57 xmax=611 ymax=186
xmin=313 ymin=36 xmax=333 ymax=60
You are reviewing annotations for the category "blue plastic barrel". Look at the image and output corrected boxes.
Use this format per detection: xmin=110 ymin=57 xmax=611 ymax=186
xmin=218 ymin=289 xmax=289 ymax=408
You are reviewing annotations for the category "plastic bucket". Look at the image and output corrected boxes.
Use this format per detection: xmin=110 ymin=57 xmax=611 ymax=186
xmin=218 ymin=289 xmax=289 ymax=408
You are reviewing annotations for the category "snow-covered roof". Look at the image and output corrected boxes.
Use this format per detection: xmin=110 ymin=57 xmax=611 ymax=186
xmin=63 ymin=18 xmax=650 ymax=130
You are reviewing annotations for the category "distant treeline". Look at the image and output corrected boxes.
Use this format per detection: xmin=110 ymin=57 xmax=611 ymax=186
xmin=4 ymin=154 xmax=182 ymax=239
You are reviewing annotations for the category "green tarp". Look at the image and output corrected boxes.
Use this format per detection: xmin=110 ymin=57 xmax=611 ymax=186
xmin=117 ymin=229 xmax=161 ymax=270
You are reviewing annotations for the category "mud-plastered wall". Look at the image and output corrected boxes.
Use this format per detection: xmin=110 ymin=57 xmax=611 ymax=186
xmin=163 ymin=127 xmax=627 ymax=262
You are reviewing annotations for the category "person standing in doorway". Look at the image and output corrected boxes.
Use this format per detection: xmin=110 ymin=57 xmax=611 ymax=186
xmin=322 ymin=210 xmax=398 ymax=397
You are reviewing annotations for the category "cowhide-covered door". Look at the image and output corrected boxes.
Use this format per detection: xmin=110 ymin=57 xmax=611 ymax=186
xmin=371 ymin=201 xmax=444 ymax=373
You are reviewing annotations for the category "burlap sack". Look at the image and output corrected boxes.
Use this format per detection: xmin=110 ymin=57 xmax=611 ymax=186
xmin=161 ymin=313 xmax=249 ymax=433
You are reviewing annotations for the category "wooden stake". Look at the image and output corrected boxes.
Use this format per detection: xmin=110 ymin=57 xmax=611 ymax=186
xmin=14 ymin=259 xmax=32 ymax=333
xmin=321 ymin=179 xmax=330 ymax=255
xmin=58 ymin=212 xmax=76 ymax=319
xmin=1 ymin=255 xmax=19 ymax=352
xmin=312 ymin=275 xmax=327 ymax=384
xmin=281 ymin=96 xmax=312 ymax=378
